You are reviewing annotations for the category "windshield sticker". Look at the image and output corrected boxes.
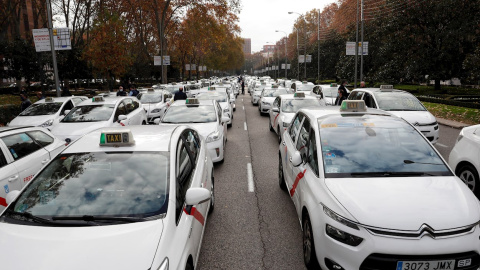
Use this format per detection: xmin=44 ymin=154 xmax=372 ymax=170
xmin=321 ymin=124 xmax=337 ymax=128
xmin=19 ymin=133 xmax=31 ymax=142
xmin=10 ymin=149 xmax=18 ymax=159
xmin=325 ymin=152 xmax=336 ymax=159
xmin=363 ymin=123 xmax=375 ymax=127
xmin=4 ymin=185 xmax=9 ymax=194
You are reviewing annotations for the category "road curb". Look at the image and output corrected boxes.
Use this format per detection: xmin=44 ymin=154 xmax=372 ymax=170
xmin=437 ymin=117 xmax=469 ymax=129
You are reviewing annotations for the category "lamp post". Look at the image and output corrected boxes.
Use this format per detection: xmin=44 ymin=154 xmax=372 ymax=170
xmin=293 ymin=26 xmax=300 ymax=80
xmin=289 ymin=11 xmax=306 ymax=80
xmin=275 ymin=30 xmax=288 ymax=79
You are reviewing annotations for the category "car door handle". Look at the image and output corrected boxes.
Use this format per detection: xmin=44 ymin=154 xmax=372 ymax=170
xmin=282 ymin=141 xmax=286 ymax=146
xmin=41 ymin=158 xmax=50 ymax=164
xmin=8 ymin=175 xmax=18 ymax=182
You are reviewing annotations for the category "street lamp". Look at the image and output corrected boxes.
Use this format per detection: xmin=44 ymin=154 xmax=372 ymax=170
xmin=293 ymin=26 xmax=300 ymax=80
xmin=275 ymin=30 xmax=288 ymax=79
xmin=289 ymin=11 xmax=307 ymax=80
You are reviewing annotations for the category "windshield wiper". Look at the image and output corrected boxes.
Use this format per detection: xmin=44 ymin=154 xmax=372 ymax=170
xmin=4 ymin=209 xmax=58 ymax=225
xmin=350 ymin=172 xmax=436 ymax=177
xmin=52 ymin=215 xmax=144 ymax=223
xmin=404 ymin=160 xmax=444 ymax=165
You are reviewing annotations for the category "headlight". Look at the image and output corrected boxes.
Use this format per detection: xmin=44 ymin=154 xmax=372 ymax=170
xmin=206 ymin=131 xmax=221 ymax=143
xmin=40 ymin=119 xmax=54 ymax=127
xmin=283 ymin=121 xmax=290 ymax=127
xmin=151 ymin=109 xmax=162 ymax=113
xmin=323 ymin=205 xmax=359 ymax=230
xmin=326 ymin=224 xmax=363 ymax=246
xmin=157 ymin=258 xmax=169 ymax=270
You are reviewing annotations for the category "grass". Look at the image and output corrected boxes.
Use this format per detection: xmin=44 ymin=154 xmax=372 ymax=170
xmin=422 ymin=102 xmax=480 ymax=125
xmin=0 ymin=95 xmax=40 ymax=106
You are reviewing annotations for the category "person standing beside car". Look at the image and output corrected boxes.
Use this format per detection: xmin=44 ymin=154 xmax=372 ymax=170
xmin=334 ymin=89 xmax=347 ymax=106
xmin=117 ymin=86 xmax=127 ymax=96
xmin=20 ymin=93 xmax=32 ymax=112
xmin=174 ymin=87 xmax=187 ymax=101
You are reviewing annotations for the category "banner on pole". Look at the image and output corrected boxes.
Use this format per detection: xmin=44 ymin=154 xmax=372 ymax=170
xmin=33 ymin=28 xmax=71 ymax=52
xmin=346 ymin=41 xmax=368 ymax=55
xmin=186 ymin=64 xmax=191 ymax=71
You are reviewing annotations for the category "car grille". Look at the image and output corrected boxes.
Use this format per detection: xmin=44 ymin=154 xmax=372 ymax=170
xmin=360 ymin=252 xmax=480 ymax=270
xmin=365 ymin=223 xmax=477 ymax=239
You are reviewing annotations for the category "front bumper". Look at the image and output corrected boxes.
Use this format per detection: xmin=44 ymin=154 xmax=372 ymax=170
xmin=416 ymin=124 xmax=440 ymax=144
xmin=207 ymin=138 xmax=224 ymax=163
xmin=252 ymin=97 xmax=260 ymax=105
xmin=261 ymin=103 xmax=271 ymax=112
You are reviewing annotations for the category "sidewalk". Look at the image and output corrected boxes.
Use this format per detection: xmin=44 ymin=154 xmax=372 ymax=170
xmin=436 ymin=117 xmax=470 ymax=129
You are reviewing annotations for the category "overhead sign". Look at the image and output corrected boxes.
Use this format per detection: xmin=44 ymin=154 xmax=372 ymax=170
xmin=346 ymin=42 xmax=368 ymax=55
xmin=163 ymin=56 xmax=170 ymax=65
xmin=298 ymin=55 xmax=312 ymax=63
xmin=306 ymin=55 xmax=312 ymax=63
xmin=191 ymin=64 xmax=196 ymax=71
xmin=32 ymin=28 xmax=71 ymax=52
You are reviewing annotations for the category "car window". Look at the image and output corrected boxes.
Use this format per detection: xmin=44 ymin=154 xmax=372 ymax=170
xmin=216 ymin=102 xmax=222 ymax=124
xmin=296 ymin=118 xmax=311 ymax=155
xmin=27 ymin=130 xmax=54 ymax=147
xmin=60 ymin=100 xmax=74 ymax=115
xmin=307 ymin=129 xmax=319 ymax=176
xmin=138 ymin=93 xmax=162 ymax=103
xmin=349 ymin=91 xmax=364 ymax=100
xmin=1 ymin=133 xmax=42 ymax=160
xmin=123 ymin=99 xmax=135 ymax=114
xmin=19 ymin=103 xmax=63 ymax=116
xmin=363 ymin=93 xmax=376 ymax=108
xmin=273 ymin=97 xmax=280 ymax=108
xmin=114 ymin=102 xmax=127 ymax=122
xmin=282 ymin=99 xmax=324 ymax=113
xmin=0 ymin=148 xmax=7 ymax=168
xmin=176 ymin=140 xmax=193 ymax=223
xmin=288 ymin=114 xmax=304 ymax=142
xmin=183 ymin=130 xmax=200 ymax=163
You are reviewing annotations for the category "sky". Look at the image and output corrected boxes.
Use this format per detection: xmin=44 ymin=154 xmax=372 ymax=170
xmin=239 ymin=0 xmax=335 ymax=52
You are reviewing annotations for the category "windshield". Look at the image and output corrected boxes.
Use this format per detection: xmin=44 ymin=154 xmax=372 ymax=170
xmin=323 ymin=88 xmax=338 ymax=98
xmin=262 ymin=89 xmax=288 ymax=97
xmin=62 ymin=105 xmax=114 ymax=122
xmin=19 ymin=103 xmax=63 ymax=116
xmin=318 ymin=115 xmax=451 ymax=178
xmin=196 ymin=93 xmax=227 ymax=103
xmin=138 ymin=93 xmax=162 ymax=103
xmin=375 ymin=92 xmax=426 ymax=111
xmin=7 ymin=152 xmax=169 ymax=224
xmin=162 ymin=105 xmax=217 ymax=123
xmin=282 ymin=99 xmax=324 ymax=113
xmin=297 ymin=84 xmax=315 ymax=91
xmin=165 ymin=86 xmax=180 ymax=94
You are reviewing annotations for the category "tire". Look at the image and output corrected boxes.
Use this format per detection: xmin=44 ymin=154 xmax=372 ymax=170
xmin=457 ymin=164 xmax=480 ymax=198
xmin=269 ymin=116 xmax=274 ymax=132
xmin=279 ymin=154 xmax=287 ymax=191
xmin=209 ymin=175 xmax=215 ymax=214
xmin=185 ymin=262 xmax=194 ymax=270
xmin=303 ymin=214 xmax=320 ymax=270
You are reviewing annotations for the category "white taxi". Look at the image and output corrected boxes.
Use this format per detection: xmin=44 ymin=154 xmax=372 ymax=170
xmin=258 ymin=86 xmax=289 ymax=115
xmin=290 ymin=81 xmax=315 ymax=93
xmin=449 ymin=124 xmax=480 ymax=199
xmin=8 ymin=96 xmax=87 ymax=128
xmin=251 ymin=82 xmax=271 ymax=105
xmin=0 ymin=126 xmax=214 ymax=270
xmin=279 ymin=100 xmax=480 ymax=270
xmin=269 ymin=93 xmax=325 ymax=142
xmin=160 ymin=98 xmax=229 ymax=163
xmin=196 ymin=91 xmax=233 ymax=127
xmin=49 ymin=96 xmax=147 ymax=144
xmin=0 ymin=126 xmax=65 ymax=211
xmin=310 ymin=84 xmax=349 ymax=105
xmin=137 ymin=89 xmax=173 ymax=123
xmin=347 ymin=85 xmax=439 ymax=144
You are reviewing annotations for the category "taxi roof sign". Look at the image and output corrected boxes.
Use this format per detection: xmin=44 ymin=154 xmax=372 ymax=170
xmin=44 ymin=97 xmax=54 ymax=102
xmin=294 ymin=92 xmax=305 ymax=98
xmin=330 ymin=83 xmax=338 ymax=87
xmin=208 ymin=86 xmax=216 ymax=90
xmin=100 ymin=130 xmax=135 ymax=146
xmin=340 ymin=100 xmax=367 ymax=112
xmin=92 ymin=96 xmax=105 ymax=102
xmin=185 ymin=98 xmax=200 ymax=105
xmin=271 ymin=85 xmax=279 ymax=88
xmin=380 ymin=85 xmax=394 ymax=90
xmin=302 ymin=81 xmax=308 ymax=84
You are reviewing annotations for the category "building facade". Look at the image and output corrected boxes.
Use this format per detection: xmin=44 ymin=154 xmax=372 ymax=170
xmin=242 ymin=38 xmax=251 ymax=55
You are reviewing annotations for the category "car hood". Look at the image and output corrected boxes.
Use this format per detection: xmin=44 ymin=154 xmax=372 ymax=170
xmin=50 ymin=121 xmax=113 ymax=138
xmin=0 ymin=220 xmax=163 ymax=270
xmin=262 ymin=97 xmax=276 ymax=103
xmin=325 ymin=177 xmax=480 ymax=230
xmin=142 ymin=103 xmax=163 ymax=110
xmin=386 ymin=111 xmax=436 ymax=125
xmin=9 ymin=115 xmax=56 ymax=127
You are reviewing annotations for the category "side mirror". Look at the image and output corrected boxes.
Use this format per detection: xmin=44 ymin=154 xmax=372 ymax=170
xmin=153 ymin=118 xmax=161 ymax=125
xmin=272 ymin=107 xmax=279 ymax=113
xmin=221 ymin=116 xmax=230 ymax=123
xmin=118 ymin=115 xmax=127 ymax=121
xmin=290 ymin=151 xmax=302 ymax=167
xmin=63 ymin=110 xmax=70 ymax=116
xmin=185 ymin=187 xmax=211 ymax=205
xmin=6 ymin=190 xmax=21 ymax=205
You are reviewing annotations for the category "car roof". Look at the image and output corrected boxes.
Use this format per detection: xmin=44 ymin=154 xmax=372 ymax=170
xmin=278 ymin=94 xmax=318 ymax=100
xmin=34 ymin=96 xmax=87 ymax=104
xmin=0 ymin=126 xmax=35 ymax=134
xmin=351 ymin=88 xmax=409 ymax=94
xmin=170 ymin=99 xmax=215 ymax=107
xmin=299 ymin=106 xmax=395 ymax=122
xmin=64 ymin=125 xmax=180 ymax=153
xmin=77 ymin=96 xmax=130 ymax=106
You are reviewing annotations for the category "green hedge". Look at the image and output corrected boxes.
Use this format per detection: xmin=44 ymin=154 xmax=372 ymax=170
xmin=417 ymin=96 xmax=480 ymax=109
xmin=0 ymin=105 xmax=20 ymax=126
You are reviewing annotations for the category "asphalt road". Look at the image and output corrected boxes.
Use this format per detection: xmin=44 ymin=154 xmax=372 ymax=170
xmin=198 ymin=96 xmax=462 ymax=270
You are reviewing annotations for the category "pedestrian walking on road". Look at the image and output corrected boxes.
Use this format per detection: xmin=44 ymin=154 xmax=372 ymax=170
xmin=241 ymin=80 xmax=245 ymax=95
xmin=174 ymin=87 xmax=187 ymax=101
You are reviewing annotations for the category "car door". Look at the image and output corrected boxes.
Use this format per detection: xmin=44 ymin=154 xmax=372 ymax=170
xmin=283 ymin=113 xmax=304 ymax=193
xmin=0 ymin=131 xmax=50 ymax=190
xmin=270 ymin=97 xmax=281 ymax=130
xmin=0 ymin=142 xmax=19 ymax=210
xmin=27 ymin=130 xmax=64 ymax=160
xmin=291 ymin=118 xmax=312 ymax=215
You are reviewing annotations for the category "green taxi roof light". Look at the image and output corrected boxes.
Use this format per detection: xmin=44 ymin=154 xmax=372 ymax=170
xmin=100 ymin=133 xmax=106 ymax=144
xmin=45 ymin=97 xmax=54 ymax=102
xmin=99 ymin=130 xmax=135 ymax=146
xmin=185 ymin=98 xmax=200 ymax=105
xmin=340 ymin=100 xmax=367 ymax=112
xmin=294 ymin=92 xmax=305 ymax=98
xmin=380 ymin=85 xmax=394 ymax=90
xmin=330 ymin=83 xmax=338 ymax=87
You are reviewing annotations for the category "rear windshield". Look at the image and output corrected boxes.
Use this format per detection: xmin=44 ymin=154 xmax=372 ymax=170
xmin=282 ymin=99 xmax=324 ymax=113
xmin=7 ymin=152 xmax=169 ymax=224
xmin=20 ymin=103 xmax=63 ymax=116
xmin=196 ymin=93 xmax=227 ymax=103
xmin=263 ymin=89 xmax=288 ymax=97
xmin=138 ymin=93 xmax=162 ymax=103
xmin=162 ymin=105 xmax=217 ymax=123
xmin=318 ymin=115 xmax=451 ymax=178
xmin=62 ymin=105 xmax=114 ymax=122
xmin=297 ymin=84 xmax=315 ymax=91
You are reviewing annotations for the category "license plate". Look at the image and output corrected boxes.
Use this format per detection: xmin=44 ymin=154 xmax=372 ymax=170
xmin=396 ymin=260 xmax=455 ymax=270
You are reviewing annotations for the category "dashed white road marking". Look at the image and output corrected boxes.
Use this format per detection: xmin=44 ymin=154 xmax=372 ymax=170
xmin=247 ymin=163 xmax=254 ymax=192
xmin=435 ymin=143 xmax=448 ymax=148
xmin=244 ymin=122 xmax=247 ymax=130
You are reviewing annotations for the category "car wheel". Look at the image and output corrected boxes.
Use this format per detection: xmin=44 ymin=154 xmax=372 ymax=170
xmin=185 ymin=262 xmax=193 ymax=270
xmin=277 ymin=126 xmax=282 ymax=143
xmin=269 ymin=116 xmax=274 ymax=132
xmin=458 ymin=164 xmax=480 ymax=198
xmin=142 ymin=121 xmax=147 ymax=125
xmin=303 ymin=214 xmax=320 ymax=270
xmin=209 ymin=175 xmax=215 ymax=214
xmin=279 ymin=154 xmax=287 ymax=191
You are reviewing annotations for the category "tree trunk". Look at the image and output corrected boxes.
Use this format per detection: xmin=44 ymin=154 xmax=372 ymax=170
xmin=434 ymin=79 xmax=441 ymax=91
